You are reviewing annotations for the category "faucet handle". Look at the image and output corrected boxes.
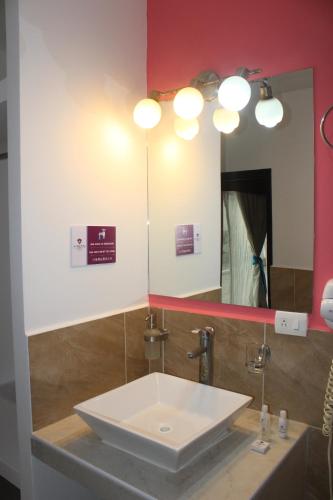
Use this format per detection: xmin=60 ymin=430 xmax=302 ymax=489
xmin=191 ymin=327 xmax=215 ymax=336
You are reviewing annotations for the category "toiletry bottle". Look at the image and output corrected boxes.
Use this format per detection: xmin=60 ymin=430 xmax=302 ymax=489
xmin=260 ymin=404 xmax=271 ymax=441
xmin=278 ymin=410 xmax=288 ymax=439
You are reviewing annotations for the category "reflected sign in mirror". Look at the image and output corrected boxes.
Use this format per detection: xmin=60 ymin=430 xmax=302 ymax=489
xmin=148 ymin=68 xmax=314 ymax=312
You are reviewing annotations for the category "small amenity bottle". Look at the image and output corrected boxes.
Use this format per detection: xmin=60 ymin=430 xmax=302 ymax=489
xmin=260 ymin=404 xmax=271 ymax=441
xmin=278 ymin=410 xmax=288 ymax=439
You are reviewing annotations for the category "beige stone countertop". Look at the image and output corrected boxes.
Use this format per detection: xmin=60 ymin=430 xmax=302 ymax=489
xmin=31 ymin=408 xmax=308 ymax=500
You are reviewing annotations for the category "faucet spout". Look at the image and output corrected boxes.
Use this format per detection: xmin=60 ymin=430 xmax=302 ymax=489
xmin=187 ymin=347 xmax=206 ymax=359
xmin=187 ymin=327 xmax=215 ymax=385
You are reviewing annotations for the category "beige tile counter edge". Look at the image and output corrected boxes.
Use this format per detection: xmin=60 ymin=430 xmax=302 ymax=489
xmin=31 ymin=409 xmax=308 ymax=500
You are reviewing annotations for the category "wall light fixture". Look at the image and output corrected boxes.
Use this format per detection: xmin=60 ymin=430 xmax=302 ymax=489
xmin=218 ymin=68 xmax=253 ymax=112
xmin=133 ymin=68 xmax=284 ymax=139
xmin=173 ymin=87 xmax=204 ymax=120
xmin=255 ymin=80 xmax=284 ymax=128
xmin=133 ymin=98 xmax=162 ymax=129
xmin=213 ymin=108 xmax=240 ymax=134
xmin=174 ymin=117 xmax=200 ymax=140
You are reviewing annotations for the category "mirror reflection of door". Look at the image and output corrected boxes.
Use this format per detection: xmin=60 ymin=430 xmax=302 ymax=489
xmin=221 ymin=169 xmax=272 ymax=308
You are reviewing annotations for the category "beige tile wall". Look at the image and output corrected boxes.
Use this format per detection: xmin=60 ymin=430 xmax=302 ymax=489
xmin=270 ymin=267 xmax=313 ymax=313
xmin=163 ymin=310 xmax=264 ymax=409
xmin=29 ymin=306 xmax=333 ymax=429
xmin=161 ymin=309 xmax=333 ymax=427
xmin=28 ymin=307 xmax=163 ymax=430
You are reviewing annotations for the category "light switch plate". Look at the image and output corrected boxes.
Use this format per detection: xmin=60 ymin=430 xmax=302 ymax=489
xmin=275 ymin=311 xmax=308 ymax=337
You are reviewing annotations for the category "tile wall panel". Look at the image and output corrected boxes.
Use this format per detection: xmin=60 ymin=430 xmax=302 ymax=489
xmin=29 ymin=314 xmax=125 ymax=430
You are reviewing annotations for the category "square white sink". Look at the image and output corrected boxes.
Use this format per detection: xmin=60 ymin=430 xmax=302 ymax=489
xmin=74 ymin=373 xmax=252 ymax=471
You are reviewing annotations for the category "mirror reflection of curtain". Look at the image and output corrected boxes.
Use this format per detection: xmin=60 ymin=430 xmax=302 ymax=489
xmin=222 ymin=191 xmax=268 ymax=307
xmin=237 ymin=192 xmax=268 ymax=308
xmin=222 ymin=192 xmax=258 ymax=306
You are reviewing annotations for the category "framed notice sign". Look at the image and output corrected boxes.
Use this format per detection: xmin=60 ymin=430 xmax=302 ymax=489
xmin=71 ymin=226 xmax=116 ymax=267
xmin=175 ymin=224 xmax=201 ymax=256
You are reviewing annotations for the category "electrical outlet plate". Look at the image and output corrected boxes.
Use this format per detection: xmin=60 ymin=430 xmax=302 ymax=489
xmin=275 ymin=311 xmax=308 ymax=337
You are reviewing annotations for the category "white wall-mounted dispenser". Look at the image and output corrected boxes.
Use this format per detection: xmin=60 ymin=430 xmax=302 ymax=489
xmin=320 ymin=279 xmax=333 ymax=328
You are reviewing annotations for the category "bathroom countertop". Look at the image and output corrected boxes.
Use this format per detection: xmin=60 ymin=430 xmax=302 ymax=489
xmin=31 ymin=408 xmax=308 ymax=500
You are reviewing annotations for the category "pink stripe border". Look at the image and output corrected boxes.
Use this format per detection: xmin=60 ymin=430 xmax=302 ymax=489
xmin=149 ymin=294 xmax=329 ymax=332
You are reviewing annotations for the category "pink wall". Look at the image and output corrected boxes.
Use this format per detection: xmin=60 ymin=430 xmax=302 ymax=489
xmin=147 ymin=0 xmax=333 ymax=331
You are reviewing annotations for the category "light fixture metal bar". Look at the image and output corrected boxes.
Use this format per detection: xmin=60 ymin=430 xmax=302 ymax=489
xmin=149 ymin=67 xmax=263 ymax=102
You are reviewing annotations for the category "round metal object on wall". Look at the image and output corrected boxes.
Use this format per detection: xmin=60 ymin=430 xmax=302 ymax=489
xmin=320 ymin=104 xmax=333 ymax=149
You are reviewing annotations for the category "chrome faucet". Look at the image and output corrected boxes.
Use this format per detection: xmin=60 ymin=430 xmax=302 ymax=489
xmin=187 ymin=327 xmax=215 ymax=385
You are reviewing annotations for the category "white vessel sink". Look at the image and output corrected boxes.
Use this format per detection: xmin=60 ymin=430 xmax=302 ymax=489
xmin=74 ymin=372 xmax=252 ymax=472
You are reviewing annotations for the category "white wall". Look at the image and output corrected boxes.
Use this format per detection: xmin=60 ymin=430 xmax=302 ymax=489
xmin=7 ymin=0 xmax=34 ymax=496
xmin=19 ymin=0 xmax=148 ymax=335
xmin=0 ymin=161 xmax=14 ymax=384
xmin=0 ymin=162 xmax=19 ymax=488
xmin=0 ymin=394 xmax=19 ymax=487
xmin=7 ymin=1 xmax=148 ymax=499
xmin=148 ymin=101 xmax=221 ymax=297
xmin=223 ymin=75 xmax=314 ymax=270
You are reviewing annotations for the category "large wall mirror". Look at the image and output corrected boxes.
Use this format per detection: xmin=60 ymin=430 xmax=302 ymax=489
xmin=148 ymin=68 xmax=314 ymax=313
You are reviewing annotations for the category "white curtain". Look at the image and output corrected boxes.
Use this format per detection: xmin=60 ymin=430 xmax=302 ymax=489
xmin=222 ymin=191 xmax=267 ymax=307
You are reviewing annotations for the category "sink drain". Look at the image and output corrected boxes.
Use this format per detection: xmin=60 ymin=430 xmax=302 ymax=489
xmin=159 ymin=424 xmax=172 ymax=433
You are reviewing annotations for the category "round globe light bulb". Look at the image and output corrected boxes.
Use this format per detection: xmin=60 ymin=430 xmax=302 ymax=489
xmin=133 ymin=98 xmax=161 ymax=129
xmin=255 ymin=97 xmax=284 ymax=128
xmin=174 ymin=117 xmax=199 ymax=141
xmin=218 ymin=76 xmax=251 ymax=112
xmin=213 ymin=108 xmax=240 ymax=134
xmin=173 ymin=87 xmax=204 ymax=120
